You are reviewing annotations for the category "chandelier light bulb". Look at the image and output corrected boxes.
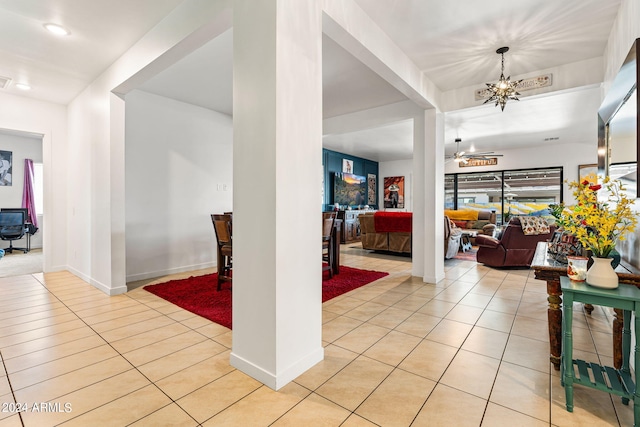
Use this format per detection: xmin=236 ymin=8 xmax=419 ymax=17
xmin=484 ymin=47 xmax=522 ymax=111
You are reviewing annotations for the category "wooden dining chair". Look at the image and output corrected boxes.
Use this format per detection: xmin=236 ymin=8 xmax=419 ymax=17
xmin=211 ymin=214 xmax=233 ymax=291
xmin=322 ymin=214 xmax=335 ymax=279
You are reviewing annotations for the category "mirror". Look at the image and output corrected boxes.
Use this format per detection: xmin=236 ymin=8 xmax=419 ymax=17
xmin=609 ymin=88 xmax=637 ymax=197
xmin=598 ymin=38 xmax=639 ymax=198
xmin=598 ymin=39 xmax=640 ymax=274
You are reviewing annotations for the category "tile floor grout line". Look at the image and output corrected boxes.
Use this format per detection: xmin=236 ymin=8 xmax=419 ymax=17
xmin=348 ymin=276 xmax=482 ymax=426
xmin=0 ymin=349 xmax=26 ymax=427
xmin=0 ymin=257 xmax=626 ymax=425
xmin=8 ymin=277 xmax=205 ymax=426
xmin=476 ymin=274 xmax=530 ymax=426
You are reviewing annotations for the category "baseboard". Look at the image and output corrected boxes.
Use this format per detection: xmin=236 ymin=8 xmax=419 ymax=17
xmin=230 ymin=346 xmax=324 ymax=390
xmin=423 ymin=273 xmax=445 ymax=284
xmin=65 ymin=266 xmax=127 ymax=295
xmin=66 ymin=265 xmax=91 ymax=285
xmin=44 ymin=265 xmax=67 ymax=273
xmin=126 ymin=261 xmax=216 ymax=283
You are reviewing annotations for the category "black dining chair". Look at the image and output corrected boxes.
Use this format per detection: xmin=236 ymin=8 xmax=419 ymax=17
xmin=211 ymin=214 xmax=233 ymax=290
xmin=322 ymin=214 xmax=335 ymax=279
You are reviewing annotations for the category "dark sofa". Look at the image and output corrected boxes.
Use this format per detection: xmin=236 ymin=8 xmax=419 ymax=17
xmin=475 ymin=216 xmax=555 ymax=267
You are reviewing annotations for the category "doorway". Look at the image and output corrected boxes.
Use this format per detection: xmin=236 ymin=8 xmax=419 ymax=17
xmin=0 ymin=129 xmax=44 ymax=277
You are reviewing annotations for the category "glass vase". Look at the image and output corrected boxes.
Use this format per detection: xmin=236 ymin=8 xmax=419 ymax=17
xmin=567 ymin=256 xmax=588 ymax=281
xmin=586 ymin=257 xmax=618 ymax=289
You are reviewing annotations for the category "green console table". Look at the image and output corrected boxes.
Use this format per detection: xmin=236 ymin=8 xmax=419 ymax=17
xmin=561 ymin=276 xmax=640 ymax=425
xmin=532 ymin=242 xmax=640 ymax=371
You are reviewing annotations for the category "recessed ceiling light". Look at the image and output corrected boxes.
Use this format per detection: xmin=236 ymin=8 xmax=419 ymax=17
xmin=43 ymin=23 xmax=70 ymax=36
xmin=15 ymin=83 xmax=31 ymax=91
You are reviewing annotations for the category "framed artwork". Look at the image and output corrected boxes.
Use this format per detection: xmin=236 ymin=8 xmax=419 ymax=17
xmin=578 ymin=164 xmax=597 ymax=184
xmin=0 ymin=150 xmax=12 ymax=186
xmin=342 ymin=159 xmax=353 ymax=174
xmin=367 ymin=174 xmax=376 ymax=205
xmin=383 ymin=176 xmax=404 ymax=209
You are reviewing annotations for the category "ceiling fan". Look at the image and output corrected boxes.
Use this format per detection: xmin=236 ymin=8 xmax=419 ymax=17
xmin=446 ymin=138 xmax=503 ymax=164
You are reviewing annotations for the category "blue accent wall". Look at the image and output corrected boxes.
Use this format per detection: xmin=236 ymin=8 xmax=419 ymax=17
xmin=323 ymin=148 xmax=379 ymax=210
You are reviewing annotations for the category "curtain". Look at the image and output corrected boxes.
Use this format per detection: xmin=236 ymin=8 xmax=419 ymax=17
xmin=22 ymin=158 xmax=38 ymax=228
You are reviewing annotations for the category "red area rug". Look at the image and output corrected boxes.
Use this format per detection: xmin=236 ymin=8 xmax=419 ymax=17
xmin=144 ymin=266 xmax=389 ymax=329
xmin=453 ymin=247 xmax=478 ymax=261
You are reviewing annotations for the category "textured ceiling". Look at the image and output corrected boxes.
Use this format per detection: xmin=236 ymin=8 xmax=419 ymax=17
xmin=0 ymin=0 xmax=624 ymax=161
xmin=354 ymin=0 xmax=620 ymax=92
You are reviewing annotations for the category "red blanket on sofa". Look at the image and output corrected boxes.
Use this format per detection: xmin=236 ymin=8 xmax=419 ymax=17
xmin=373 ymin=212 xmax=412 ymax=233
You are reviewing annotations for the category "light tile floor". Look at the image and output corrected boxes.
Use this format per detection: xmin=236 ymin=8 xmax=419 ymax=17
xmin=0 ymin=246 xmax=633 ymax=426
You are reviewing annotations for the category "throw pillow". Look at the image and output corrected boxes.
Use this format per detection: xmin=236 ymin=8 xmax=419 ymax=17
xmin=474 ymin=220 xmax=490 ymax=229
xmin=518 ymin=216 xmax=550 ymax=235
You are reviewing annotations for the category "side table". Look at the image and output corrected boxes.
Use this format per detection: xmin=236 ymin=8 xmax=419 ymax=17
xmin=560 ymin=276 xmax=640 ymax=425
xmin=531 ymin=241 xmax=640 ymax=371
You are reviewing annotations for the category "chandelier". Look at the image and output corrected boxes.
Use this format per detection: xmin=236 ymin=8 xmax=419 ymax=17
xmin=484 ymin=47 xmax=522 ymax=111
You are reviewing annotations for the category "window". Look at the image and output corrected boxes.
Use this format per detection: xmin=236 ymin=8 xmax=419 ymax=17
xmin=444 ymin=174 xmax=455 ymax=209
xmin=34 ymin=163 xmax=43 ymax=215
xmin=446 ymin=167 xmax=563 ymax=225
xmin=456 ymin=171 xmax=502 ymax=215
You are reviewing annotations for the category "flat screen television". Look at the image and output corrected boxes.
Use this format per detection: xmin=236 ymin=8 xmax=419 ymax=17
xmin=333 ymin=173 xmax=366 ymax=206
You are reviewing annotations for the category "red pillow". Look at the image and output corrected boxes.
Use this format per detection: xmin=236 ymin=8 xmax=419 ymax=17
xmin=453 ymin=220 xmax=467 ymax=228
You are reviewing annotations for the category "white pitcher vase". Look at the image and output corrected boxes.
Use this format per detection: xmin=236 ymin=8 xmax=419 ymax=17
xmin=586 ymin=257 xmax=618 ymax=289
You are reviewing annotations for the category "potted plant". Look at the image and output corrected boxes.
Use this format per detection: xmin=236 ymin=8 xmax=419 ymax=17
xmin=503 ymin=206 xmax=512 ymax=225
xmin=560 ymin=177 xmax=638 ymax=288
xmin=548 ymin=203 xmax=565 ymax=228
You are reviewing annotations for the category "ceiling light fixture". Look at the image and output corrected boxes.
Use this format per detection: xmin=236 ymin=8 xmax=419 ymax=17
xmin=15 ymin=83 xmax=31 ymax=91
xmin=43 ymin=23 xmax=70 ymax=36
xmin=484 ymin=47 xmax=521 ymax=111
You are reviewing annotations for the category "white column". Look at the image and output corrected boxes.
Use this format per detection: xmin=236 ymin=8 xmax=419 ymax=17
xmin=110 ymin=93 xmax=127 ymax=295
xmin=412 ymin=115 xmax=425 ymax=277
xmin=231 ymin=0 xmax=324 ymax=390
xmin=416 ymin=109 xmax=445 ymax=283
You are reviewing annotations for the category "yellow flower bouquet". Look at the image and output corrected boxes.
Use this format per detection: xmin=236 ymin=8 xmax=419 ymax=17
xmin=561 ymin=177 xmax=637 ymax=258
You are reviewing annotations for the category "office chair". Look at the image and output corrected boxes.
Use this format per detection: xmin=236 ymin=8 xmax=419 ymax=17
xmin=0 ymin=211 xmax=28 ymax=253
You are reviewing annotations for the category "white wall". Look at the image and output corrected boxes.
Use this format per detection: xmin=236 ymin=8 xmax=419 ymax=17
xmin=378 ymin=159 xmax=412 ymax=211
xmin=0 ymin=132 xmax=43 ymax=250
xmin=443 ymin=57 xmax=605 ymax=112
xmin=124 ymin=90 xmax=232 ymax=282
xmin=65 ymin=0 xmax=232 ymax=294
xmin=603 ymin=0 xmax=640 ymax=89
